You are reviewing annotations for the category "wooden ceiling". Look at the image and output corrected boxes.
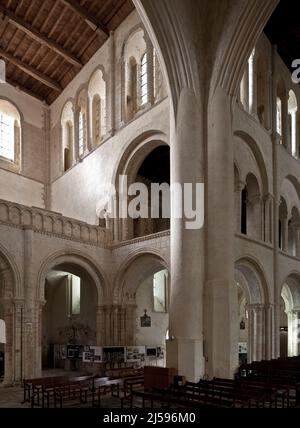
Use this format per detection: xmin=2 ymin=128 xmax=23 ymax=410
xmin=0 ymin=0 xmax=134 ymax=104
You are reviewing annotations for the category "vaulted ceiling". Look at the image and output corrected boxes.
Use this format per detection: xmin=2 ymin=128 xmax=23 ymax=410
xmin=0 ymin=0 xmax=134 ymax=104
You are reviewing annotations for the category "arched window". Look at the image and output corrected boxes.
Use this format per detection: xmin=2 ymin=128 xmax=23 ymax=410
xmin=248 ymin=49 xmax=255 ymax=114
xmin=0 ymin=112 xmax=14 ymax=160
xmin=140 ymin=52 xmax=148 ymax=105
xmin=153 ymin=269 xmax=168 ymax=313
xmin=0 ymin=99 xmax=21 ymax=170
xmin=76 ymin=89 xmax=87 ymax=157
xmin=61 ymin=101 xmax=74 ymax=172
xmin=276 ymin=79 xmax=286 ymax=145
xmin=277 ymin=97 xmax=282 ymax=136
xmin=78 ymin=111 xmax=85 ymax=156
xmin=88 ymin=69 xmax=107 ymax=148
xmin=123 ymin=28 xmax=146 ymax=121
xmin=288 ymin=90 xmax=298 ymax=157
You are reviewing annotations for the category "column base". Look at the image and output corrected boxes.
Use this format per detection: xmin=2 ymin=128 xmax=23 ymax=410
xmin=166 ymin=338 xmax=204 ymax=382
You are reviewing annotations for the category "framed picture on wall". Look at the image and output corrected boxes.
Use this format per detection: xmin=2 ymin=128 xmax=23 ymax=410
xmin=140 ymin=310 xmax=151 ymax=327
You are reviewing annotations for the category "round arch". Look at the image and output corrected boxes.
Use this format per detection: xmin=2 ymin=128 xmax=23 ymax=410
xmin=234 ymin=130 xmax=269 ymax=196
xmin=113 ymin=249 xmax=169 ymax=303
xmin=235 ymin=256 xmax=270 ymax=305
xmin=37 ymin=250 xmax=109 ymax=305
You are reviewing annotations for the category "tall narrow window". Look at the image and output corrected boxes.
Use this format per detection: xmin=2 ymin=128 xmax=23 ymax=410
xmin=141 ymin=53 xmax=148 ymax=105
xmin=0 ymin=112 xmax=14 ymax=160
xmin=78 ymin=111 xmax=84 ymax=156
xmin=248 ymin=50 xmax=255 ymax=113
xmin=153 ymin=270 xmax=168 ymax=313
xmin=67 ymin=274 xmax=81 ymax=316
xmin=277 ymin=97 xmax=282 ymax=136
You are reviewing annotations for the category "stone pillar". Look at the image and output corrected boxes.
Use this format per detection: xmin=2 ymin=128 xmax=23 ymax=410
xmin=248 ymin=304 xmax=265 ymax=362
xmin=109 ymin=31 xmax=116 ymax=136
xmin=294 ymin=223 xmax=300 ymax=258
xmin=265 ymin=304 xmax=274 ymax=360
xmin=124 ymin=304 xmax=136 ymax=345
xmin=166 ymin=88 xmax=205 ymax=382
xmin=204 ymin=85 xmax=238 ymax=379
xmin=13 ymin=299 xmax=25 ymax=383
xmin=263 ymin=194 xmax=273 ymax=244
xmin=144 ymin=32 xmax=154 ymax=105
xmin=96 ymin=306 xmax=104 ymax=346
xmin=2 ymin=299 xmax=14 ymax=386
xmin=282 ymin=217 xmax=289 ymax=252
xmin=250 ymin=51 xmax=258 ymax=118
xmin=122 ymin=218 xmax=133 ymax=241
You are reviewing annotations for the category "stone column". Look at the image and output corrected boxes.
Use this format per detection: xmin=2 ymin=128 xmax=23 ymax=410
xmin=294 ymin=223 xmax=300 ymax=258
xmin=248 ymin=304 xmax=266 ymax=362
xmin=2 ymin=299 xmax=14 ymax=386
xmin=263 ymin=194 xmax=273 ymax=244
xmin=96 ymin=306 xmax=104 ymax=346
xmin=204 ymin=85 xmax=238 ymax=379
xmin=166 ymin=88 xmax=205 ymax=382
xmin=13 ymin=299 xmax=25 ymax=383
xmin=124 ymin=304 xmax=136 ymax=345
xmin=265 ymin=304 xmax=274 ymax=360
xmin=249 ymin=51 xmax=258 ymax=118
xmin=109 ymin=31 xmax=116 ymax=136
xmin=144 ymin=32 xmax=154 ymax=106
xmin=282 ymin=217 xmax=289 ymax=252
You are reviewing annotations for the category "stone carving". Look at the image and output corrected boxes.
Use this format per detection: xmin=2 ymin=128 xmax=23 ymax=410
xmin=0 ymin=199 xmax=111 ymax=247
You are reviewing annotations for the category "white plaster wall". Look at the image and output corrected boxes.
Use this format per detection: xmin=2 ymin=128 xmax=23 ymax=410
xmin=0 ymin=82 xmax=44 ymax=128
xmin=0 ymin=169 xmax=44 ymax=207
xmin=135 ymin=275 xmax=168 ymax=347
xmin=51 ymin=99 xmax=169 ymax=223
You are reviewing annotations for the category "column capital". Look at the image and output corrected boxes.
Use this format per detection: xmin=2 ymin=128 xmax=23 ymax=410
xmin=234 ymin=180 xmax=246 ymax=192
xmin=263 ymin=193 xmax=274 ymax=203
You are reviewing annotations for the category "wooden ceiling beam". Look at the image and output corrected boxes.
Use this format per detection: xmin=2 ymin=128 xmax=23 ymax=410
xmin=5 ymin=78 xmax=47 ymax=103
xmin=0 ymin=48 xmax=62 ymax=92
xmin=0 ymin=5 xmax=82 ymax=68
xmin=59 ymin=0 xmax=109 ymax=37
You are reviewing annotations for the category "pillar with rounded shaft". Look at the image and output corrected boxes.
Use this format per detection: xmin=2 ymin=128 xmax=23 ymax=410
xmin=287 ymin=309 xmax=300 ymax=357
xmin=248 ymin=304 xmax=266 ymax=362
xmin=294 ymin=222 xmax=300 ymax=258
xmin=166 ymin=88 xmax=205 ymax=382
xmin=144 ymin=31 xmax=154 ymax=106
xmin=2 ymin=299 xmax=13 ymax=386
xmin=205 ymin=86 xmax=238 ymax=379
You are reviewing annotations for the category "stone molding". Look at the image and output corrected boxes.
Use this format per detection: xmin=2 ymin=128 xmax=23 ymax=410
xmin=0 ymin=199 xmax=111 ymax=248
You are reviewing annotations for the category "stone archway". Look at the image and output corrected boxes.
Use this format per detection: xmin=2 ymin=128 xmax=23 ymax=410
xmin=235 ymin=257 xmax=272 ymax=363
xmin=34 ymin=251 xmax=108 ymax=377
xmin=0 ymin=246 xmax=22 ymax=386
xmin=280 ymin=273 xmax=300 ymax=358
xmin=113 ymin=251 xmax=169 ymax=352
